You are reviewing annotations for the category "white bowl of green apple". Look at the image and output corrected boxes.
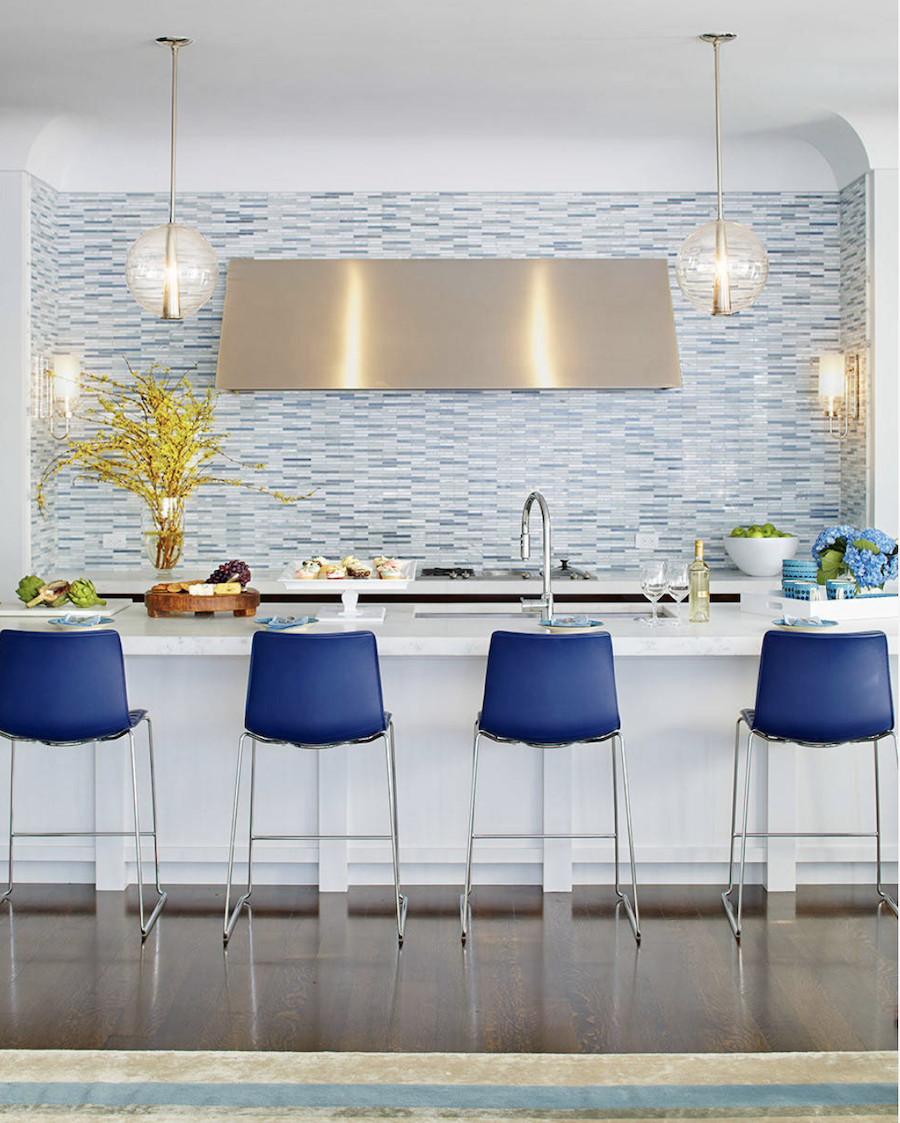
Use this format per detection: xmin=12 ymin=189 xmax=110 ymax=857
xmin=724 ymin=523 xmax=798 ymax=576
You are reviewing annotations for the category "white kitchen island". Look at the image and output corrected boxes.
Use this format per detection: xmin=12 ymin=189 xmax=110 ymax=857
xmin=2 ymin=602 xmax=897 ymax=897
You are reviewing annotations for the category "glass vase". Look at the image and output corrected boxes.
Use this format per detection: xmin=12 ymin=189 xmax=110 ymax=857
xmin=142 ymin=497 xmax=185 ymax=575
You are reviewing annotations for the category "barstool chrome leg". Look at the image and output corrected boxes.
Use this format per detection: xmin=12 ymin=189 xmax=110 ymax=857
xmin=874 ymin=735 xmax=898 ymax=916
xmin=0 ymin=741 xmax=14 ymax=905
xmin=460 ymin=724 xmax=481 ymax=942
xmin=224 ymin=732 xmax=253 ymax=943
xmin=723 ymin=718 xmax=743 ymax=894
xmin=613 ymin=733 xmax=641 ymax=942
xmin=140 ymin=719 xmax=167 ymax=937
xmin=384 ymin=720 xmax=407 ymax=943
xmin=723 ymin=731 xmax=755 ymax=939
xmin=128 ymin=731 xmax=166 ymax=940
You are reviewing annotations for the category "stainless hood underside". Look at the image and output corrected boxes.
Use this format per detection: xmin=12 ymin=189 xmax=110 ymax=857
xmin=215 ymin=257 xmax=681 ymax=391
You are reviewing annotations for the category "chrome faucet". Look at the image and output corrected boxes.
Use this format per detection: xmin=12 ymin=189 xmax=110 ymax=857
xmin=520 ymin=490 xmax=553 ymax=619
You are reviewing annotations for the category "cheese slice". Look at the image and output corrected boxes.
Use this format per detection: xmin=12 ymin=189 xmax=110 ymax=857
xmin=214 ymin=582 xmax=242 ymax=595
xmin=188 ymin=583 xmax=216 ymax=596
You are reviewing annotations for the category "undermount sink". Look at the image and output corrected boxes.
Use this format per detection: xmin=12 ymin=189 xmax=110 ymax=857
xmin=414 ymin=611 xmax=534 ymax=620
xmin=414 ymin=604 xmax=660 ymax=619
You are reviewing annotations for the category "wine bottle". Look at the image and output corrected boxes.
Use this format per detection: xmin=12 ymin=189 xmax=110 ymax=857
xmin=689 ymin=539 xmax=710 ymax=623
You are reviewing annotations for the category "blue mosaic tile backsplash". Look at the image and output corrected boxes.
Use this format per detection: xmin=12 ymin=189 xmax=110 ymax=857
xmin=30 ymin=182 xmax=859 ymax=573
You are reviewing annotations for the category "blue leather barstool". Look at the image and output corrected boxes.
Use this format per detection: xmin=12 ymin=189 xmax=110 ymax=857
xmin=460 ymin=630 xmax=640 ymax=942
xmin=224 ymin=630 xmax=407 ymax=944
xmin=723 ymin=629 xmax=897 ymax=939
xmin=0 ymin=629 xmax=167 ymax=939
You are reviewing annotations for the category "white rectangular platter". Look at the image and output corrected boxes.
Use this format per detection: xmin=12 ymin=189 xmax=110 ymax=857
xmin=279 ymin=559 xmax=417 ymax=591
xmin=0 ymin=598 xmax=134 ymax=617
xmin=741 ymin=589 xmax=898 ymax=621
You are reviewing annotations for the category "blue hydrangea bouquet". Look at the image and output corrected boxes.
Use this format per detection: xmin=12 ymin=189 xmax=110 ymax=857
xmin=813 ymin=525 xmax=898 ymax=592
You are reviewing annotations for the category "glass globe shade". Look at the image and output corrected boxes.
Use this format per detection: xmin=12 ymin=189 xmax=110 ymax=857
xmin=126 ymin=223 xmax=218 ymax=319
xmin=675 ymin=220 xmax=768 ymax=315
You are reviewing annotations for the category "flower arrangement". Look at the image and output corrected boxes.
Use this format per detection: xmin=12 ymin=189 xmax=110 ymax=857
xmin=37 ymin=363 xmax=312 ymax=571
xmin=812 ymin=525 xmax=898 ymax=591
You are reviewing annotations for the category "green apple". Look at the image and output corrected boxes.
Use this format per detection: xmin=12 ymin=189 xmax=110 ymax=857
xmin=730 ymin=527 xmax=746 ymax=537
xmin=748 ymin=529 xmax=764 ymax=538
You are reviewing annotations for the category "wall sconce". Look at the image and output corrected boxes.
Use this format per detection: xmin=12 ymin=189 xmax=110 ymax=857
xmin=33 ymin=353 xmax=81 ymax=439
xmin=818 ymin=352 xmax=859 ymax=441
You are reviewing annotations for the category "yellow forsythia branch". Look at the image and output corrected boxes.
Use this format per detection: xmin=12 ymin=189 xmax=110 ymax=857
xmin=35 ymin=362 xmax=315 ymax=517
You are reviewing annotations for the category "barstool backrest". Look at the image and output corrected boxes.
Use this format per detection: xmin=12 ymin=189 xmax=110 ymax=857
xmin=753 ymin=629 xmax=894 ymax=743
xmin=244 ymin=630 xmax=387 ymax=745
xmin=0 ymin=629 xmax=131 ymax=743
xmin=479 ymin=630 xmax=620 ymax=744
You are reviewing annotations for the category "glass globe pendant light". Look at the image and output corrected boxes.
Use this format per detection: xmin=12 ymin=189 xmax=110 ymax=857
xmin=126 ymin=37 xmax=217 ymax=320
xmin=675 ymin=34 xmax=768 ymax=316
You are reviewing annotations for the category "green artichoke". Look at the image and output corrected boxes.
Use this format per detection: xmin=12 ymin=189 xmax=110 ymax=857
xmin=67 ymin=578 xmax=106 ymax=608
xmin=16 ymin=575 xmax=45 ymax=604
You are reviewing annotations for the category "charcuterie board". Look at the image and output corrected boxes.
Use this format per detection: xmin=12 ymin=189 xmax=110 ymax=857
xmin=145 ymin=587 xmax=260 ymax=618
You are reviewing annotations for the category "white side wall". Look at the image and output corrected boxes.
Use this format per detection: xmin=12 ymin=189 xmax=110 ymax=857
xmin=0 ymin=173 xmax=30 ymax=591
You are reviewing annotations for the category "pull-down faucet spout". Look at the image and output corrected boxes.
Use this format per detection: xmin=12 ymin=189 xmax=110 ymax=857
xmin=520 ymin=490 xmax=553 ymax=620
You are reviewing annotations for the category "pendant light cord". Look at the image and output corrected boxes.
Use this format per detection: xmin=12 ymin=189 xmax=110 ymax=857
xmin=713 ymin=37 xmax=724 ymax=222
xmin=168 ymin=41 xmax=179 ymax=225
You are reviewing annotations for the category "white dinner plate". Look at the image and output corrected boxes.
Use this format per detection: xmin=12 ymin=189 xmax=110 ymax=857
xmin=49 ymin=615 xmax=116 ymax=631
xmin=773 ymin=617 xmax=838 ymax=632
xmin=255 ymin=616 xmax=318 ymax=632
xmin=540 ymin=616 xmax=605 ymax=634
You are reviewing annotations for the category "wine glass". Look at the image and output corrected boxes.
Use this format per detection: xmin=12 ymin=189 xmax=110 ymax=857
xmin=640 ymin=560 xmax=669 ymax=626
xmin=667 ymin=562 xmax=690 ymax=623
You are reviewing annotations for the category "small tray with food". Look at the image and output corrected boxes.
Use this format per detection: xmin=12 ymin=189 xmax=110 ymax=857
xmin=279 ymin=556 xmax=417 ymax=591
xmin=2 ymin=574 xmax=131 ymax=616
xmin=145 ymin=560 xmax=260 ymax=618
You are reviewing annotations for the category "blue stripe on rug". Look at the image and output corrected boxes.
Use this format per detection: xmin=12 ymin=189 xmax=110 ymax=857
xmin=0 ymin=1083 xmax=893 ymax=1109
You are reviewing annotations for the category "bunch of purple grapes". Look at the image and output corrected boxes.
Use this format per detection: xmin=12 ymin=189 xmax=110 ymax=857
xmin=207 ymin=559 xmax=252 ymax=587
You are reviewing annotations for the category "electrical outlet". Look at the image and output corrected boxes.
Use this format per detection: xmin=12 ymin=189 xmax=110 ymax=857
xmin=634 ymin=530 xmax=659 ymax=550
xmin=102 ymin=532 xmax=128 ymax=550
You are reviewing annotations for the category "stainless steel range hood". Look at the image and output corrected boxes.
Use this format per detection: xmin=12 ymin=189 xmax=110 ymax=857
xmin=215 ymin=258 xmax=681 ymax=391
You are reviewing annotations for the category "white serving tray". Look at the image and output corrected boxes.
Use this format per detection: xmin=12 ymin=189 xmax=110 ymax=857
xmin=279 ymin=559 xmax=417 ymax=591
xmin=0 ymin=598 xmax=133 ymax=617
xmin=741 ymin=588 xmax=898 ymax=621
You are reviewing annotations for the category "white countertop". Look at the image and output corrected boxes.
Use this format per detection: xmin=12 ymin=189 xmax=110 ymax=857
xmin=81 ymin=566 xmax=775 ymax=598
xmin=6 ymin=601 xmax=895 ymax=658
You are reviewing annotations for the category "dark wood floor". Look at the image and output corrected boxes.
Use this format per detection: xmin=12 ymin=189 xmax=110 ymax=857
xmin=0 ymin=884 xmax=894 ymax=1053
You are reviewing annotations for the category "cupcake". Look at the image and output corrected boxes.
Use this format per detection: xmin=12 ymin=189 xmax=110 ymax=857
xmin=318 ymin=563 xmax=347 ymax=580
xmin=294 ymin=560 xmax=319 ymax=580
xmin=378 ymin=561 xmax=404 ymax=580
xmin=346 ymin=560 xmax=373 ymax=579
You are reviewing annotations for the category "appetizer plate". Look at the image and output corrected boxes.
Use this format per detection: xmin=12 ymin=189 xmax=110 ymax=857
xmin=773 ymin=617 xmax=838 ymax=632
xmin=255 ymin=616 xmax=318 ymax=632
xmin=540 ymin=615 xmax=605 ymax=634
xmin=0 ymin=598 xmax=132 ymax=617
xmin=49 ymin=615 xmax=116 ymax=631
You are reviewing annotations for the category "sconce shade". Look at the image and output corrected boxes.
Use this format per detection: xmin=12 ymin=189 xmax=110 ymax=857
xmin=675 ymin=219 xmax=769 ymax=315
xmin=51 ymin=354 xmax=80 ymax=402
xmin=126 ymin=223 xmax=218 ymax=319
xmin=818 ymin=353 xmax=845 ymax=401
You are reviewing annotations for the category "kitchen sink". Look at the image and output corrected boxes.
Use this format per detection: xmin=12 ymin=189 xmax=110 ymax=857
xmin=414 ymin=611 xmax=536 ymax=620
xmin=414 ymin=604 xmax=659 ymax=619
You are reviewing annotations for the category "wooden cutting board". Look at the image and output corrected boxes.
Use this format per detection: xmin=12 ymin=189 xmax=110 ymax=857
xmin=145 ymin=587 xmax=260 ymax=618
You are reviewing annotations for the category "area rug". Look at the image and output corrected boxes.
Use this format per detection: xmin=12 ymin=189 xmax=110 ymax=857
xmin=0 ymin=1049 xmax=894 ymax=1121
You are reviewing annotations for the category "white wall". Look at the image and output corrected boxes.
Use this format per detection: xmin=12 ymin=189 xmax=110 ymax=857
xmin=0 ymin=173 xmax=30 ymax=592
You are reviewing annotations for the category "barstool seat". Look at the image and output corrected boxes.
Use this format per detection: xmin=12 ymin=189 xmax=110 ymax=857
xmin=722 ymin=629 xmax=897 ymax=939
xmin=460 ymin=630 xmax=640 ymax=942
xmin=0 ymin=629 xmax=167 ymax=939
xmin=224 ymin=630 xmax=407 ymax=944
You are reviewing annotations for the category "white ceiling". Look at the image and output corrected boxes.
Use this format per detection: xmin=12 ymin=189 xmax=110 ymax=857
xmin=1 ymin=0 xmax=896 ymax=191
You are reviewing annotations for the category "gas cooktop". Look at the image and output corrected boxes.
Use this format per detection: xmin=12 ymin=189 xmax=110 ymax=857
xmin=419 ymin=560 xmax=592 ymax=581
